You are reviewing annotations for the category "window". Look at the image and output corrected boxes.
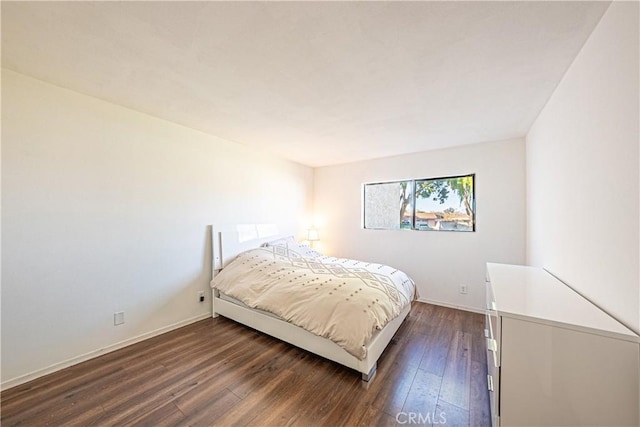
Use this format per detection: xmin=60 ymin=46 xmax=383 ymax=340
xmin=363 ymin=180 xmax=413 ymax=229
xmin=363 ymin=174 xmax=475 ymax=232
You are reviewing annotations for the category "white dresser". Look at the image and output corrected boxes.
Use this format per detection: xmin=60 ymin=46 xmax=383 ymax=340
xmin=485 ymin=263 xmax=640 ymax=427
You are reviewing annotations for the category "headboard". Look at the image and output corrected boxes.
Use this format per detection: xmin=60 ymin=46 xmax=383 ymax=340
xmin=211 ymin=224 xmax=282 ymax=276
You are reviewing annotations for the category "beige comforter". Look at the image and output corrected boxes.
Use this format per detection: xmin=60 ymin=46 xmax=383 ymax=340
xmin=211 ymin=246 xmax=415 ymax=359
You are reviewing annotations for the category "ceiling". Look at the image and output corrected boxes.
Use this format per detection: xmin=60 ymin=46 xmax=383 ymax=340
xmin=2 ymin=1 xmax=609 ymax=167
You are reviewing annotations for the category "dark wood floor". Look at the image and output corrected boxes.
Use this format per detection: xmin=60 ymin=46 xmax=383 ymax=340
xmin=1 ymin=302 xmax=490 ymax=427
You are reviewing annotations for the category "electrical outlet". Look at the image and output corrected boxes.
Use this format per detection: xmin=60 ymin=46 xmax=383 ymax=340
xmin=459 ymin=285 xmax=468 ymax=294
xmin=114 ymin=311 xmax=124 ymax=326
xmin=198 ymin=291 xmax=205 ymax=302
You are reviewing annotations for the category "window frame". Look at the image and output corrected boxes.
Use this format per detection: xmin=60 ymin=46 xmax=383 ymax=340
xmin=362 ymin=173 xmax=476 ymax=232
xmin=362 ymin=179 xmax=415 ymax=231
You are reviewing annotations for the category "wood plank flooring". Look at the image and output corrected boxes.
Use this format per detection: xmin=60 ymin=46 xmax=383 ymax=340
xmin=1 ymin=302 xmax=491 ymax=426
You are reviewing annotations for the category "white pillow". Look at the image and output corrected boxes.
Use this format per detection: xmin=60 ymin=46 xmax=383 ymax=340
xmin=262 ymin=235 xmax=296 ymax=247
xmin=285 ymin=241 xmax=322 ymax=259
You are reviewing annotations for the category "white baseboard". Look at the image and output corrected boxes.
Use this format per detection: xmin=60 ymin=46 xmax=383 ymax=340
xmin=1 ymin=313 xmax=211 ymax=391
xmin=416 ymin=297 xmax=485 ymax=315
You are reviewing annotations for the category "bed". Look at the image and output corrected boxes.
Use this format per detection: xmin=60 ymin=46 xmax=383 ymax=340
xmin=209 ymin=226 xmax=415 ymax=381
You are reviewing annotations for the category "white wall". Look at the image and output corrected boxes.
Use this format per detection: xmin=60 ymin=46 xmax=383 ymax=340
xmin=313 ymin=139 xmax=526 ymax=312
xmin=1 ymin=70 xmax=313 ymax=387
xmin=526 ymin=2 xmax=639 ymax=334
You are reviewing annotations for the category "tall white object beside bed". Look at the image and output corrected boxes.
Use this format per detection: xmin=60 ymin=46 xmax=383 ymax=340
xmin=210 ymin=226 xmax=411 ymax=381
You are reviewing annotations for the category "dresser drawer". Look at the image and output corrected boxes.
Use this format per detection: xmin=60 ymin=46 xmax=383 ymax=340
xmin=485 ymin=282 xmax=501 ymax=367
xmin=487 ymin=355 xmax=499 ymax=422
xmin=485 ymin=280 xmax=496 ymax=311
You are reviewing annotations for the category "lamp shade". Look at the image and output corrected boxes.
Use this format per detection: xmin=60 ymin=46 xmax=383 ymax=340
xmin=307 ymin=228 xmax=319 ymax=242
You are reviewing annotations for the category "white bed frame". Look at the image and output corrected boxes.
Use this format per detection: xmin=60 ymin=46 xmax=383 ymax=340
xmin=210 ymin=225 xmax=411 ymax=381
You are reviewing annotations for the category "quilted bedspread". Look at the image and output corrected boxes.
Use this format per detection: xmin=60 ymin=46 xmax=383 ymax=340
xmin=211 ymin=245 xmax=415 ymax=359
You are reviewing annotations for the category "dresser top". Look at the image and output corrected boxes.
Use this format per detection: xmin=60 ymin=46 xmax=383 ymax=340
xmin=486 ymin=263 xmax=639 ymax=341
